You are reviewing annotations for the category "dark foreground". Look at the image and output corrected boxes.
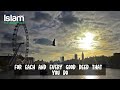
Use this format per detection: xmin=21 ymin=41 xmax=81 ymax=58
xmin=0 ymin=68 xmax=120 ymax=79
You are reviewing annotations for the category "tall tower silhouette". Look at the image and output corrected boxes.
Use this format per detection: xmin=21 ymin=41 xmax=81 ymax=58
xmin=82 ymin=52 xmax=84 ymax=60
xmin=74 ymin=54 xmax=78 ymax=60
xmin=60 ymin=56 xmax=64 ymax=62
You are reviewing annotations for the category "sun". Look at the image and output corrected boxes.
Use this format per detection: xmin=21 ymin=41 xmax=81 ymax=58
xmin=78 ymin=32 xmax=95 ymax=50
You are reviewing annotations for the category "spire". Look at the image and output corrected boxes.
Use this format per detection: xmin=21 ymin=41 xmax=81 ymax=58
xmin=82 ymin=52 xmax=84 ymax=60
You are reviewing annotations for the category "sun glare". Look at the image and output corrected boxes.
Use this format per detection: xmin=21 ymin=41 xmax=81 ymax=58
xmin=79 ymin=32 xmax=95 ymax=50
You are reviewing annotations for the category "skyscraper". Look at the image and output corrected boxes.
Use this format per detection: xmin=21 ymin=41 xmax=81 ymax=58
xmin=74 ymin=54 xmax=78 ymax=60
xmin=82 ymin=52 xmax=84 ymax=60
xmin=60 ymin=56 xmax=64 ymax=62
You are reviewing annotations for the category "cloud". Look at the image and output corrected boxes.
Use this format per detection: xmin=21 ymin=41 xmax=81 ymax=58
xmin=112 ymin=33 xmax=120 ymax=41
xmin=29 ymin=48 xmax=41 ymax=54
xmin=31 ymin=12 xmax=52 ymax=22
xmin=0 ymin=43 xmax=12 ymax=48
xmin=2 ymin=32 xmax=23 ymax=41
xmin=58 ymin=11 xmax=79 ymax=25
xmin=34 ymin=38 xmax=52 ymax=45
xmin=30 ymin=12 xmax=60 ymax=31
xmin=30 ymin=11 xmax=80 ymax=32
xmin=107 ymin=11 xmax=120 ymax=19
xmin=2 ymin=33 xmax=13 ymax=41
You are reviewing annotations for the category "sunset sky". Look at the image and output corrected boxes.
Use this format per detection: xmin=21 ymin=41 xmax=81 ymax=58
xmin=0 ymin=11 xmax=120 ymax=61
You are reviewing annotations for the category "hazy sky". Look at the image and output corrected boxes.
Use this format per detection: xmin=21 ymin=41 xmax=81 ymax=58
xmin=0 ymin=11 xmax=120 ymax=61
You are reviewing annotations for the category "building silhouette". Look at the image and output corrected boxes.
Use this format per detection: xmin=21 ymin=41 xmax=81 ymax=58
xmin=74 ymin=54 xmax=78 ymax=60
xmin=28 ymin=57 xmax=34 ymax=64
xmin=113 ymin=53 xmax=120 ymax=56
xmin=0 ymin=56 xmax=12 ymax=66
xmin=60 ymin=56 xmax=64 ymax=62
xmin=111 ymin=53 xmax=120 ymax=68
xmin=82 ymin=52 xmax=84 ymax=60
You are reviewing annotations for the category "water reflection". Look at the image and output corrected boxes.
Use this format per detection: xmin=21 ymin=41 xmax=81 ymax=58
xmin=80 ymin=67 xmax=100 ymax=79
xmin=83 ymin=75 xmax=99 ymax=79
